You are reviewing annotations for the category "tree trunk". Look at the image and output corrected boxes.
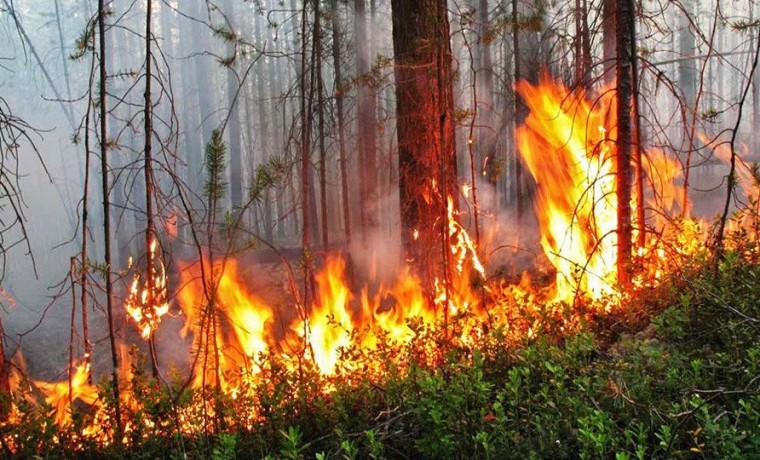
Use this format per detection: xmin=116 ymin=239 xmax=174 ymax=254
xmin=630 ymin=4 xmax=645 ymax=251
xmin=679 ymin=0 xmax=697 ymax=213
xmin=300 ymin=1 xmax=313 ymax=306
xmin=512 ymin=0 xmax=525 ymax=217
xmin=81 ymin=56 xmax=93 ymax=380
xmin=753 ymin=3 xmax=760 ymax=157
xmin=574 ymin=0 xmax=592 ymax=88
xmin=331 ymin=0 xmax=351 ymax=245
xmin=144 ymin=0 xmax=159 ymax=378
xmin=315 ymin=0 xmax=329 ymax=249
xmin=602 ymin=0 xmax=617 ymax=84
xmin=391 ymin=0 xmax=457 ymax=273
xmin=225 ymin=6 xmax=243 ymax=210
xmin=476 ymin=0 xmax=495 ymax=182
xmin=355 ymin=0 xmax=378 ymax=238
xmin=97 ymin=0 xmax=123 ymax=440
xmin=253 ymin=11 xmax=274 ymax=241
xmin=192 ymin=0 xmax=216 ymax=192
xmin=53 ymin=0 xmax=73 ymax=107
xmin=615 ymin=0 xmax=634 ymax=285
xmin=0 ymin=318 xmax=10 ymax=418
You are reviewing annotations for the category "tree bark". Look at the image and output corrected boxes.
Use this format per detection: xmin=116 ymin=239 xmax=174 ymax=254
xmin=391 ymin=0 xmax=457 ymax=272
xmin=253 ymin=10 xmax=274 ymax=241
xmin=192 ymin=0 xmax=216 ymax=193
xmin=331 ymin=0 xmax=351 ymax=245
xmin=97 ymin=0 xmax=123 ymax=441
xmin=300 ymin=1 xmax=313 ymax=306
xmin=355 ymin=0 xmax=378 ymax=237
xmin=615 ymin=0 xmax=634 ymax=285
xmin=225 ymin=6 xmax=243 ymax=210
xmin=574 ymin=0 xmax=592 ymax=88
xmin=0 ymin=318 xmax=10 ymax=418
xmin=315 ymin=0 xmax=329 ymax=248
xmin=602 ymin=0 xmax=618 ymax=84
xmin=144 ymin=0 xmax=159 ymax=378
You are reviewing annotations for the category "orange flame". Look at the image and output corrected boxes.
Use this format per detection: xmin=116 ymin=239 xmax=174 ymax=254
xmin=516 ymin=76 xmax=620 ymax=303
xmin=34 ymin=362 xmax=99 ymax=428
xmin=126 ymin=238 xmax=169 ymax=339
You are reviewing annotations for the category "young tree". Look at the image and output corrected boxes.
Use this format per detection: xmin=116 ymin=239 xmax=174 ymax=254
xmin=97 ymin=0 xmax=123 ymax=440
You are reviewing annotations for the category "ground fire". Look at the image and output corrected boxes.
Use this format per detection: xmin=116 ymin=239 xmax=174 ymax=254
xmin=1 ymin=75 xmax=756 ymax=450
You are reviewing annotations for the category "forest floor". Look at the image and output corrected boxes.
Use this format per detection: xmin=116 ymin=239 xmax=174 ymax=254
xmin=5 ymin=236 xmax=760 ymax=459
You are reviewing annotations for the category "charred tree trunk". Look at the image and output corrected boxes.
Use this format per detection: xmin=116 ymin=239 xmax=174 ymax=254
xmin=144 ymin=0 xmax=159 ymax=379
xmin=615 ymin=0 xmax=634 ymax=285
xmin=391 ymin=0 xmax=457 ymax=273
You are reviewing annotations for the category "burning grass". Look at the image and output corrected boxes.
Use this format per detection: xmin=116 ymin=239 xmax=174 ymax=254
xmin=1 ymin=76 xmax=759 ymax=456
xmin=3 ymin=239 xmax=759 ymax=458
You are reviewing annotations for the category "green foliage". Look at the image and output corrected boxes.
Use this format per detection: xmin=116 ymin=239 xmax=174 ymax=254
xmin=204 ymin=129 xmax=228 ymax=202
xmin=212 ymin=433 xmax=238 ymax=460
xmin=69 ymin=22 xmax=95 ymax=61
xmin=279 ymin=426 xmax=305 ymax=460
xmin=249 ymin=156 xmax=286 ymax=203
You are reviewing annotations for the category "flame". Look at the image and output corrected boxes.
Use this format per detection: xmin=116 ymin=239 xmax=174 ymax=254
xmin=177 ymin=258 xmax=274 ymax=390
xmin=126 ymin=238 xmax=169 ymax=339
xmin=6 ymin=76 xmax=736 ymax=448
xmin=293 ymin=255 xmax=354 ymax=375
xmin=516 ymin=76 xmax=623 ymax=303
xmin=34 ymin=362 xmax=99 ymax=428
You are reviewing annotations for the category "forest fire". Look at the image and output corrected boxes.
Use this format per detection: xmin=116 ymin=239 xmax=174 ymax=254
xmin=0 ymin=76 xmax=734 ymax=448
xmin=125 ymin=239 xmax=170 ymax=339
xmin=516 ymin=77 xmax=621 ymax=303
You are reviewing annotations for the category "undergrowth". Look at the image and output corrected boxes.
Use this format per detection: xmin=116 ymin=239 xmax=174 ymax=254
xmin=3 ymin=241 xmax=760 ymax=459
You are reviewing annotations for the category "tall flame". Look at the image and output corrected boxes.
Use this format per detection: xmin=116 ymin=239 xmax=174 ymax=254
xmin=516 ymin=76 xmax=621 ymax=302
